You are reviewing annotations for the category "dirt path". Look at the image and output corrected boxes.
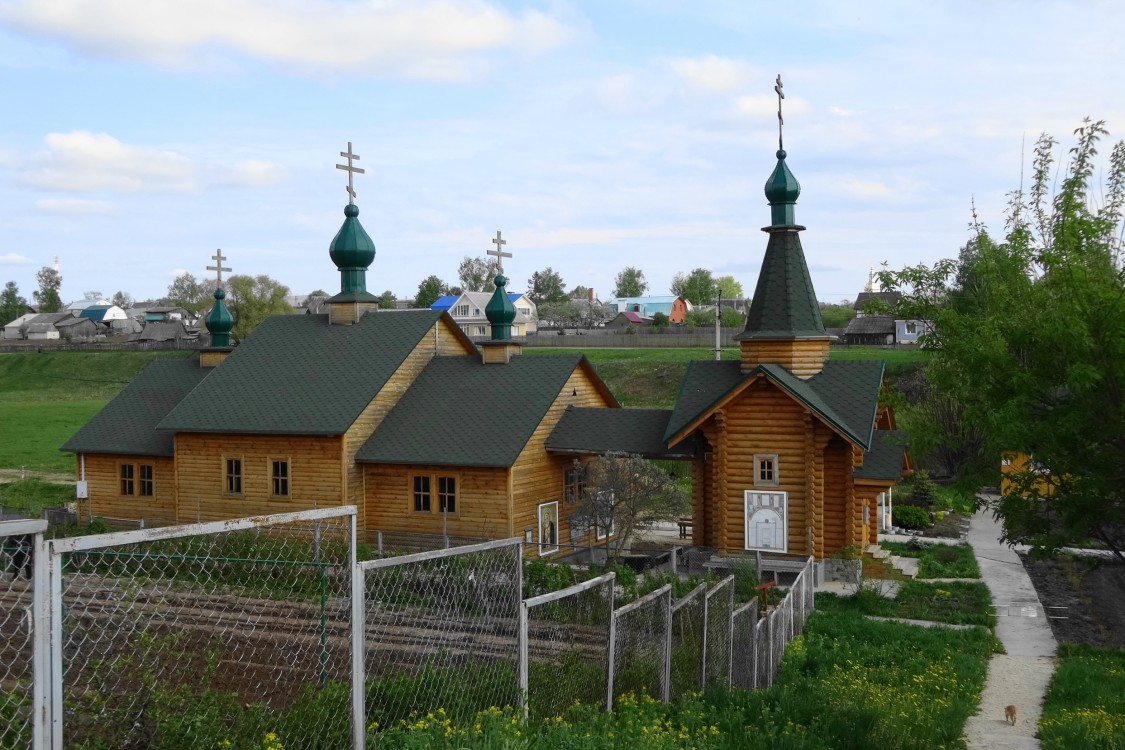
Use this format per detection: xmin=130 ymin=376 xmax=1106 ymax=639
xmin=963 ymin=508 xmax=1057 ymax=750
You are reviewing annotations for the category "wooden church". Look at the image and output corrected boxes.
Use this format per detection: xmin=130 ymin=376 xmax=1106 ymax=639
xmin=63 ymin=132 xmax=908 ymax=560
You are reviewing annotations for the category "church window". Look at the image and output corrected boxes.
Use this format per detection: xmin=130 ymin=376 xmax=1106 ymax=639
xmin=563 ymin=466 xmax=586 ymax=503
xmin=139 ymin=464 xmax=154 ymax=497
xmin=119 ymin=464 xmax=134 ymax=495
xmin=226 ymin=458 xmax=243 ymax=495
xmin=413 ymin=475 xmax=431 ymax=512
xmin=438 ymin=476 xmax=457 ymax=513
xmin=271 ymin=459 xmax=289 ymax=497
xmin=754 ymin=454 xmax=779 ymax=487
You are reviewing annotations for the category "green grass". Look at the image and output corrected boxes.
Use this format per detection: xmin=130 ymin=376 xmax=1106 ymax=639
xmin=1038 ymin=643 xmax=1125 ymax=749
xmin=0 ymin=399 xmax=102 ymax=471
xmin=880 ymin=542 xmax=981 ymax=579
xmin=0 ymin=478 xmax=74 ymax=513
xmin=817 ymin=580 xmax=996 ymax=627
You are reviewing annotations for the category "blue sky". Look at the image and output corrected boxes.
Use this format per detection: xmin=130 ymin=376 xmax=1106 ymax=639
xmin=1 ymin=0 xmax=1122 ymax=306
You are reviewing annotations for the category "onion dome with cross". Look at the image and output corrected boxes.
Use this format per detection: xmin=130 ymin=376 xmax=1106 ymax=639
xmin=328 ymin=142 xmax=378 ymax=302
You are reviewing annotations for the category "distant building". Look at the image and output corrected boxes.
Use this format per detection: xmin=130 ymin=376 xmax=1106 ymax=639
xmin=609 ymin=296 xmax=690 ymax=323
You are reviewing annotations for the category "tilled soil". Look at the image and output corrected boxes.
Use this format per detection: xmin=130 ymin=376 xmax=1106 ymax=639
xmin=1018 ymin=551 xmax=1125 ymax=648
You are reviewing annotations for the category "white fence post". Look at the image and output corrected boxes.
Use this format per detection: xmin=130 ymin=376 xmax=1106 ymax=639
xmin=349 ymin=512 xmax=365 ymax=750
xmin=662 ymin=587 xmax=672 ymax=702
xmin=518 ymin=599 xmax=529 ymax=721
xmin=605 ymin=578 xmax=616 ymax=712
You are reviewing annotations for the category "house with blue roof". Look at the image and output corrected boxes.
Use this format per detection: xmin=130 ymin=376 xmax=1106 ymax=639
xmin=435 ymin=290 xmax=538 ymax=337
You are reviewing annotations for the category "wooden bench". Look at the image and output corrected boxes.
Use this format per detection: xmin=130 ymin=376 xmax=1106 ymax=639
xmin=677 ymin=517 xmax=692 ymax=539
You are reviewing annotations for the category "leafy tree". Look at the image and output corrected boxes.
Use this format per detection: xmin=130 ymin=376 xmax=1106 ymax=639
xmin=377 ymin=290 xmax=397 ymax=309
xmin=570 ymin=454 xmax=688 ymax=565
xmin=819 ymin=302 xmax=856 ymax=328
xmin=714 ymin=275 xmax=744 ymax=300
xmin=414 ymin=275 xmax=449 ymax=309
xmin=308 ymin=289 xmax=329 ymax=298
xmin=613 ymin=267 xmax=648 ymax=298
xmin=225 ymin=274 xmax=293 ymax=340
xmin=526 ymin=267 xmax=567 ymax=305
xmin=33 ymin=267 xmax=62 ymax=312
xmin=881 ymin=119 xmax=1125 ymax=562
xmin=719 ymin=307 xmax=743 ymax=327
xmin=670 ymin=268 xmax=717 ymax=306
xmin=111 ymin=291 xmax=133 ymax=309
xmin=0 ymin=281 xmax=29 ymax=326
xmin=577 ymin=299 xmax=611 ymax=328
xmin=164 ymin=272 xmax=209 ymax=313
xmin=457 ymin=256 xmax=501 ymax=293
xmin=537 ymin=300 xmax=580 ymax=330
xmin=650 ymin=311 xmax=670 ymax=329
xmin=83 ymin=290 xmax=105 ymax=302
xmin=570 ymin=285 xmax=591 ymax=300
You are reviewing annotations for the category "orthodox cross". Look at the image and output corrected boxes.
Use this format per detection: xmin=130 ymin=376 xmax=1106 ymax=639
xmin=774 ymin=74 xmax=785 ymax=151
xmin=335 ymin=141 xmax=365 ymax=204
xmin=206 ymin=249 xmax=231 ymax=287
xmin=488 ymin=230 xmax=512 ymax=275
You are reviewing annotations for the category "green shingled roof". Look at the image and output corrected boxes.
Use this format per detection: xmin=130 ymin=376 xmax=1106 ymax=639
xmin=356 ymin=354 xmax=610 ymax=468
xmin=61 ymin=357 xmax=208 ymax=456
xmin=547 ymin=407 xmax=699 ymax=459
xmin=854 ymin=430 xmax=908 ymax=481
xmin=160 ymin=311 xmax=449 ymax=435
xmin=664 ymin=359 xmax=884 ymax=449
xmin=737 ymin=230 xmax=827 ymax=340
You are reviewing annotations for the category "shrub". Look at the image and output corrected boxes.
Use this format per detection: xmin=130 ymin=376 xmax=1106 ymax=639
xmin=893 ymin=505 xmax=933 ymax=530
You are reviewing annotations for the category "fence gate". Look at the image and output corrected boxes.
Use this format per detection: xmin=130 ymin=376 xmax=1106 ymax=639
xmin=45 ymin=506 xmax=356 ymax=750
xmin=1 ymin=519 xmax=47 ymax=750
xmin=608 ymin=584 xmax=672 ymax=708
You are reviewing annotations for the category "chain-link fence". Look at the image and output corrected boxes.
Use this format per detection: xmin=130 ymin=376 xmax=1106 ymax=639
xmin=1 ymin=520 xmax=46 ymax=750
xmin=702 ymin=576 xmax=734 ymax=689
xmin=47 ymin=506 xmax=356 ymax=750
xmin=730 ymin=599 xmax=760 ymax=690
xmin=608 ymin=584 xmax=671 ymax=707
xmin=669 ymin=581 xmax=706 ymax=700
xmin=728 ymin=556 xmax=815 ymax=689
xmin=358 ymin=537 xmax=523 ymax=733
xmin=520 ymin=571 xmax=614 ymax=719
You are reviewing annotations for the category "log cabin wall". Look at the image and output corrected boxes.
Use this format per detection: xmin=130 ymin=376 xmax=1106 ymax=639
xmin=690 ymin=439 xmax=712 ymax=548
xmin=739 ymin=339 xmax=830 ymax=378
xmin=342 ymin=317 xmax=476 ymax=520
xmin=74 ymin=454 xmax=175 ymax=524
xmin=173 ymin=433 xmax=344 ymax=523
xmin=511 ymin=366 xmax=615 ymax=557
xmin=821 ymin=436 xmax=851 ymax=555
xmin=362 ymin=464 xmax=510 ymax=539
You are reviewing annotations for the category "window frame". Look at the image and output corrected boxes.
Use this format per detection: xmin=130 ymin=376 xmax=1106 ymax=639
xmin=753 ymin=453 xmax=780 ymax=487
xmin=412 ymin=474 xmax=432 ymax=512
xmin=138 ymin=464 xmax=154 ymax=497
xmin=119 ymin=463 xmax=135 ymax=496
xmin=225 ymin=457 xmax=243 ymax=496
xmin=270 ymin=458 xmax=290 ymax=498
xmin=454 ymin=304 xmax=469 ymax=317
xmin=437 ymin=475 xmax=457 ymax=514
xmin=563 ymin=466 xmax=586 ymax=504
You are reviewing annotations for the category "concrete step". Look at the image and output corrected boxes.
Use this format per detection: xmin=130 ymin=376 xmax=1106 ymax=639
xmin=888 ymin=555 xmax=919 ymax=578
xmin=866 ymin=544 xmax=889 ymax=560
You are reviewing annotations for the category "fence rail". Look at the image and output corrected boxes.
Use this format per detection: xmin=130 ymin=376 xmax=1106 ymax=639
xmin=4 ymin=511 xmax=816 ymax=749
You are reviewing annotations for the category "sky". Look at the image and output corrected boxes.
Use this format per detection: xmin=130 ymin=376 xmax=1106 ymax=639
xmin=1 ymin=0 xmax=1123 ymax=307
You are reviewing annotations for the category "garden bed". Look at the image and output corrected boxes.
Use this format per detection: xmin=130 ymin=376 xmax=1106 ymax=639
xmin=1018 ymin=552 xmax=1125 ymax=649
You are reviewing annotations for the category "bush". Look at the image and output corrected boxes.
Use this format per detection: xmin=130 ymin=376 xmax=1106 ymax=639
xmin=893 ymin=505 xmax=933 ymax=530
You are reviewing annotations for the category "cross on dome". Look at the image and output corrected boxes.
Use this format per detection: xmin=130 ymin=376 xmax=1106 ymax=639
xmin=774 ymin=74 xmax=785 ymax=152
xmin=206 ymin=249 xmax=231 ymax=287
xmin=488 ymin=230 xmax=512 ymax=275
xmin=335 ymin=141 xmax=366 ymax=204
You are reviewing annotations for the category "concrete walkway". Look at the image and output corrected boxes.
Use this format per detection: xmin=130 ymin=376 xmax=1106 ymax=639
xmin=962 ymin=509 xmax=1057 ymax=749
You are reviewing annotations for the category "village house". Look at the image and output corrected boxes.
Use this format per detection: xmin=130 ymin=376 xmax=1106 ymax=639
xmin=434 ymin=290 xmax=538 ymax=338
xmin=609 ymin=295 xmax=690 ymax=324
xmin=62 ymin=136 xmax=908 ymax=561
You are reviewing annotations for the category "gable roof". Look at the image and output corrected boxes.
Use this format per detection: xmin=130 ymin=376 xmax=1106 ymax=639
xmin=26 ymin=312 xmax=73 ymax=333
xmin=160 ymin=310 xmax=469 ymax=435
xmin=546 ymin=407 xmax=698 ymax=459
xmin=854 ymin=291 xmax=901 ymax=312
xmin=61 ymin=357 xmax=207 ymax=457
xmin=854 ymin=430 xmax=909 ymax=481
xmin=664 ymin=359 xmax=884 ymax=449
xmin=356 ymin=354 xmax=616 ymax=467
xmin=138 ymin=320 xmax=189 ymax=342
xmin=844 ymin=315 xmax=895 ymax=335
xmin=430 ymin=295 xmax=459 ymax=312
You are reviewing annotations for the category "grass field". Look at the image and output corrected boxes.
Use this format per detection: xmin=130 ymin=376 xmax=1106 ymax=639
xmin=0 ymin=345 xmax=921 ymax=470
xmin=1038 ymin=643 xmax=1125 ymax=749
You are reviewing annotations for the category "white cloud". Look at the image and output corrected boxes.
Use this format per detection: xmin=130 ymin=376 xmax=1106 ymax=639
xmin=669 ymin=54 xmax=754 ymax=94
xmin=596 ymin=73 xmax=638 ymax=114
xmin=829 ymin=105 xmax=856 ymax=117
xmin=223 ymin=160 xmax=288 ymax=188
xmin=24 ymin=131 xmax=197 ymax=193
xmin=0 ymin=252 xmax=32 ymax=264
xmin=35 ymin=197 xmax=120 ymax=214
xmin=735 ymin=94 xmax=811 ymax=120
xmin=0 ymin=0 xmax=574 ymax=80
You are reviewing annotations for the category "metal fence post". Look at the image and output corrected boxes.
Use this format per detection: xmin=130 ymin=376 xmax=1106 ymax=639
xmin=605 ymin=573 xmax=616 ymax=712
xmin=48 ymin=538 xmax=63 ymax=748
xmin=350 ymin=512 xmax=365 ymax=750
xmin=661 ymin=587 xmax=672 ymax=703
xmin=22 ymin=521 xmax=49 ymax=750
xmin=699 ymin=583 xmax=709 ymax=689
xmin=726 ymin=577 xmax=735 ymax=685
xmin=518 ymin=599 xmax=529 ymax=721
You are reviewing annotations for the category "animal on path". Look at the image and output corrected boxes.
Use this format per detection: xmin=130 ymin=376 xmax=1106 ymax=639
xmin=1004 ymin=705 xmax=1018 ymax=725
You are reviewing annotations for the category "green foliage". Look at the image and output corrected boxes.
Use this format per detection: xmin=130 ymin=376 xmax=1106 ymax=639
xmin=892 ymin=505 xmax=932 ymax=530
xmin=819 ymin=302 xmax=856 ymax=329
xmin=650 ymin=311 xmax=669 ymax=329
xmin=1039 ymin=643 xmax=1125 ymax=749
xmin=902 ymin=469 xmax=941 ymax=507
xmin=377 ymin=290 xmax=396 ymax=309
xmin=526 ymin=267 xmax=568 ymax=305
xmin=879 ymin=541 xmax=981 ymax=579
xmin=163 ymin=272 xmax=209 ymax=313
xmin=226 ymin=274 xmax=293 ymax=341
xmin=413 ymin=275 xmax=449 ymax=309
xmin=881 ymin=120 xmax=1125 ymax=561
xmin=670 ymin=268 xmax=716 ymax=306
xmin=0 ymin=478 xmax=73 ymax=513
xmin=818 ymin=580 xmax=995 ymax=627
xmin=110 ymin=291 xmax=132 ymax=309
xmin=457 ymin=256 xmax=501 ymax=293
xmin=613 ymin=266 xmax=648 ymax=298
xmin=33 ymin=266 xmax=62 ymax=312
xmin=0 ymin=280 xmax=28 ymax=327
xmin=713 ymin=274 xmax=743 ymax=301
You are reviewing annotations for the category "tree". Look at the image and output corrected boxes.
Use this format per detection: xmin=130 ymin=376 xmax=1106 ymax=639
xmin=714 ymin=275 xmax=744 ymax=301
xmin=526 ymin=267 xmax=567 ymax=305
xmin=377 ymin=290 xmax=397 ymax=309
xmin=536 ymin=300 xmax=580 ymax=330
xmin=225 ymin=274 xmax=293 ymax=340
xmin=165 ymin=273 xmax=209 ymax=313
xmin=33 ymin=267 xmax=62 ymax=312
xmin=0 ymin=281 xmax=28 ymax=326
xmin=650 ymin=311 xmax=670 ymax=329
xmin=670 ymin=268 xmax=717 ymax=306
xmin=613 ymin=267 xmax=647 ymax=298
xmin=83 ymin=290 xmax=105 ymax=302
xmin=308 ymin=289 xmax=329 ymax=298
xmin=570 ymin=285 xmax=591 ymax=300
xmin=570 ymin=454 xmax=688 ymax=565
xmin=881 ymin=120 xmax=1125 ymax=562
xmin=414 ymin=275 xmax=449 ymax=309
xmin=111 ymin=291 xmax=133 ymax=309
xmin=819 ymin=302 xmax=856 ymax=328
xmin=457 ymin=256 xmax=501 ymax=293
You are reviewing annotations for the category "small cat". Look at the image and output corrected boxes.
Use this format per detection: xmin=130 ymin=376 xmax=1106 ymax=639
xmin=1004 ymin=704 xmax=1018 ymax=725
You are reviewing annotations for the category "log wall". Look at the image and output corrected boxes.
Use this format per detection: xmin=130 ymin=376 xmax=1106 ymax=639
xmin=739 ymin=338 xmax=831 ymax=378
xmin=363 ymin=464 xmax=510 ymax=539
xmin=74 ymin=453 xmax=175 ymax=523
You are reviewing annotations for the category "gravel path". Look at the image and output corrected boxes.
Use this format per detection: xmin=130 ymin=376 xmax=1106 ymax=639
xmin=962 ymin=509 xmax=1057 ymax=750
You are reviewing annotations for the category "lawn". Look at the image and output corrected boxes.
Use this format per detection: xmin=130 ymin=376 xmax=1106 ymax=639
xmin=1038 ymin=643 xmax=1125 ymax=749
xmin=880 ymin=541 xmax=981 ymax=579
xmin=816 ymin=580 xmax=997 ymax=628
xmin=0 ymin=478 xmax=75 ymax=514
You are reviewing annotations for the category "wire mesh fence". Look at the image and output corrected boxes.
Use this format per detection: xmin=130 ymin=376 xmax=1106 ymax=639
xmin=358 ymin=537 xmax=523 ymax=732
xmin=520 ymin=572 xmax=615 ymax=719
xmin=669 ymin=581 xmax=706 ymax=700
xmin=48 ymin=507 xmax=356 ymax=750
xmin=609 ymin=584 xmax=671 ymax=707
xmin=1 ymin=520 xmax=44 ymax=750
xmin=703 ymin=576 xmax=734 ymax=689
xmin=730 ymin=599 xmax=760 ymax=690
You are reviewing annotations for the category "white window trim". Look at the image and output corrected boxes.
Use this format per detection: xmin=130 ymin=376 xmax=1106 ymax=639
xmin=538 ymin=501 xmax=559 ymax=556
xmin=744 ymin=490 xmax=788 ymax=553
xmin=753 ymin=453 xmax=780 ymax=487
